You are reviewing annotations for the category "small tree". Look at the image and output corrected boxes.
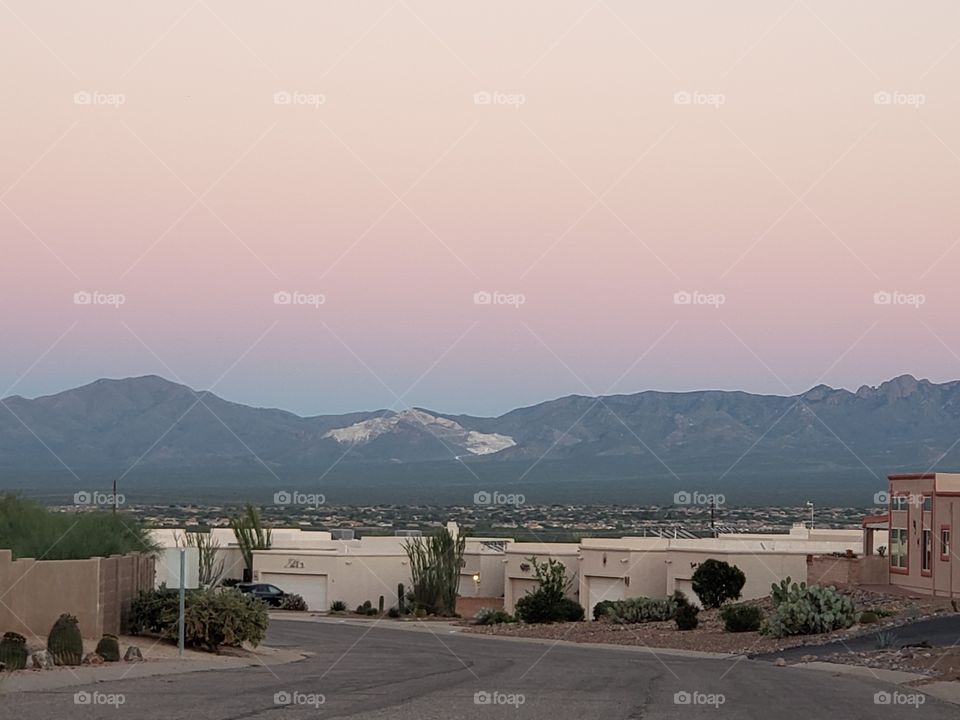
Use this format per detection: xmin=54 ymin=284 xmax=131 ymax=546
xmin=404 ymin=527 xmax=465 ymax=616
xmin=691 ymin=559 xmax=746 ymax=609
xmin=230 ymin=504 xmax=272 ymax=580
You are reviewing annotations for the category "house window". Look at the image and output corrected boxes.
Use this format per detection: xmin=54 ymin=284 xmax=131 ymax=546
xmin=922 ymin=529 xmax=932 ymax=573
xmin=892 ymin=496 xmax=909 ymax=512
xmin=942 ymin=528 xmax=951 ymax=561
xmin=890 ymin=528 xmax=908 ymax=569
xmin=923 ymin=495 xmax=933 ymax=512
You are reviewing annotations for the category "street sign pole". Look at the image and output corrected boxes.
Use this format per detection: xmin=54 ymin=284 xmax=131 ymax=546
xmin=178 ymin=548 xmax=185 ymax=657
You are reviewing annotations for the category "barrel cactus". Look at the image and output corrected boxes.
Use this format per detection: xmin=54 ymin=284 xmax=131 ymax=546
xmin=0 ymin=631 xmax=28 ymax=670
xmin=47 ymin=613 xmax=83 ymax=666
xmin=95 ymin=634 xmax=121 ymax=662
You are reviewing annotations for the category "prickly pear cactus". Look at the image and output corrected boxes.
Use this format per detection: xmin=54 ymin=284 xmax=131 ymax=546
xmin=763 ymin=581 xmax=855 ymax=637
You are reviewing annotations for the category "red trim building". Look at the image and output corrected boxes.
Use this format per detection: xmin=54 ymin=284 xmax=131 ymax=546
xmin=886 ymin=473 xmax=960 ymax=597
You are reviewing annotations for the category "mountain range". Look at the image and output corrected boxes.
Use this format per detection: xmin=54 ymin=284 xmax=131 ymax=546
xmin=1 ymin=374 xmax=958 ymax=504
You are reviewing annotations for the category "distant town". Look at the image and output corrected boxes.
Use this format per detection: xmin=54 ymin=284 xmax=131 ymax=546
xmin=65 ymin=502 xmax=882 ymax=541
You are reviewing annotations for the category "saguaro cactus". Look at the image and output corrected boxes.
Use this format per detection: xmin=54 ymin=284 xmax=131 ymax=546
xmin=398 ymin=583 xmax=405 ymax=614
xmin=47 ymin=613 xmax=83 ymax=666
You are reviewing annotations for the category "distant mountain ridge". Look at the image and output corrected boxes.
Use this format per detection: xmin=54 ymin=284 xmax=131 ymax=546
xmin=2 ymin=374 xmax=959 ymax=485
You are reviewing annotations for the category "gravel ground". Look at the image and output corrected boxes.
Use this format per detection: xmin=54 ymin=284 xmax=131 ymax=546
xmin=462 ymin=588 xmax=957 ymax=656
xmin=811 ymin=646 xmax=960 ymax=682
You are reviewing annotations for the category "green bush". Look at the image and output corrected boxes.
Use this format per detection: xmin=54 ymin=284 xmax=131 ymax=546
xmin=279 ymin=594 xmax=308 ymax=611
xmin=129 ymin=587 xmax=268 ymax=652
xmin=762 ymin=578 xmax=856 ymax=638
xmin=47 ymin=613 xmax=83 ymax=666
xmin=474 ymin=607 xmax=515 ymax=625
xmin=0 ymin=632 xmax=28 ymax=670
xmin=858 ymin=611 xmax=879 ymax=624
xmin=593 ymin=600 xmax=616 ymax=621
xmin=513 ymin=557 xmax=584 ymax=624
xmin=672 ymin=591 xmax=699 ymax=630
xmin=329 ymin=600 xmax=347 ymax=612
xmin=95 ymin=634 xmax=121 ymax=662
xmin=0 ymin=495 xmax=159 ymax=561
xmin=691 ymin=559 xmax=746 ymax=609
xmin=602 ymin=597 xmax=677 ymax=624
xmin=387 ymin=606 xmax=401 ymax=618
xmin=720 ymin=604 xmax=763 ymax=633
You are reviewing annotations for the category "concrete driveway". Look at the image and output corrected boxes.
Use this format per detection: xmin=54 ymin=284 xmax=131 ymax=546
xmin=3 ymin=619 xmax=955 ymax=718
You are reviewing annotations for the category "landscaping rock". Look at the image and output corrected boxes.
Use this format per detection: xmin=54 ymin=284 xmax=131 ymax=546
xmin=30 ymin=650 xmax=54 ymax=669
xmin=83 ymin=652 xmax=105 ymax=665
xmin=774 ymin=658 xmax=786 ymax=667
xmin=124 ymin=646 xmax=144 ymax=662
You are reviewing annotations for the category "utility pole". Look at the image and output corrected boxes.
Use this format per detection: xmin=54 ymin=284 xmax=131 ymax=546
xmin=710 ymin=498 xmax=716 ymax=538
xmin=806 ymin=501 xmax=814 ymax=529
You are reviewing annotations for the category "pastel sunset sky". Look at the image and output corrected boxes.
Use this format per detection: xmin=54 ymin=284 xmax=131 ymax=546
xmin=3 ymin=1 xmax=960 ymax=416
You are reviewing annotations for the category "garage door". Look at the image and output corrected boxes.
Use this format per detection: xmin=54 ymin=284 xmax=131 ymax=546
xmin=588 ymin=577 xmax=625 ymax=615
xmin=260 ymin=573 xmax=327 ymax=611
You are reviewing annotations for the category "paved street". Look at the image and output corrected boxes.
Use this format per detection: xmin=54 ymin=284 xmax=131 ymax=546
xmin=4 ymin=619 xmax=955 ymax=718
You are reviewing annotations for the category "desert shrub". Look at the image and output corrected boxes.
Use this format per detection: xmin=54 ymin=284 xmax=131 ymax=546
xmin=673 ymin=591 xmax=699 ymax=630
xmin=474 ymin=607 xmax=515 ymax=625
xmin=221 ymin=578 xmax=242 ymax=588
xmin=387 ymin=606 xmax=401 ymax=618
xmin=721 ymin=604 xmax=762 ymax=633
xmin=95 ymin=634 xmax=121 ymax=662
xmin=129 ymin=586 xmax=268 ymax=652
xmin=603 ymin=597 xmax=676 ymax=624
xmin=404 ymin=528 xmax=465 ymax=617
xmin=355 ymin=600 xmax=373 ymax=615
xmin=691 ymin=559 xmax=746 ymax=609
xmin=279 ymin=594 xmax=308 ymax=611
xmin=329 ymin=600 xmax=347 ymax=612
xmin=762 ymin=578 xmax=856 ymax=638
xmin=513 ymin=557 xmax=584 ymax=624
xmin=366 ymin=606 xmax=379 ymax=616
xmin=858 ymin=611 xmax=879 ymax=625
xmin=593 ymin=599 xmax=616 ymax=621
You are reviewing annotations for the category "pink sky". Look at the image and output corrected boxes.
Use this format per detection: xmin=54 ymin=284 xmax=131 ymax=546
xmin=3 ymin=1 xmax=960 ymax=415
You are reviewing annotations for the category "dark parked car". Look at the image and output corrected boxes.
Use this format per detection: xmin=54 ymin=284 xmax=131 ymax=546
xmin=237 ymin=582 xmax=287 ymax=606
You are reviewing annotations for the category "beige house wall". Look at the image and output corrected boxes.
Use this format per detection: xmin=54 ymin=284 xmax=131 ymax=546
xmin=503 ymin=543 xmax=580 ymax=613
xmin=0 ymin=551 xmax=154 ymax=640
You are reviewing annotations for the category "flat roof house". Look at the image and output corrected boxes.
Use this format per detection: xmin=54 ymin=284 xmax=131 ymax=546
xmin=887 ymin=472 xmax=960 ymax=598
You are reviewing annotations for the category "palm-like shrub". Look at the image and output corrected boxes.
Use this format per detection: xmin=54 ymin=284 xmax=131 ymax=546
xmin=691 ymin=559 xmax=746 ymax=609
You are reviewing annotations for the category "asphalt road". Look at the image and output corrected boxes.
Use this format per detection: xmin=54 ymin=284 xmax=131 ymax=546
xmin=755 ymin=613 xmax=960 ymax=661
xmin=4 ymin=619 xmax=955 ymax=719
